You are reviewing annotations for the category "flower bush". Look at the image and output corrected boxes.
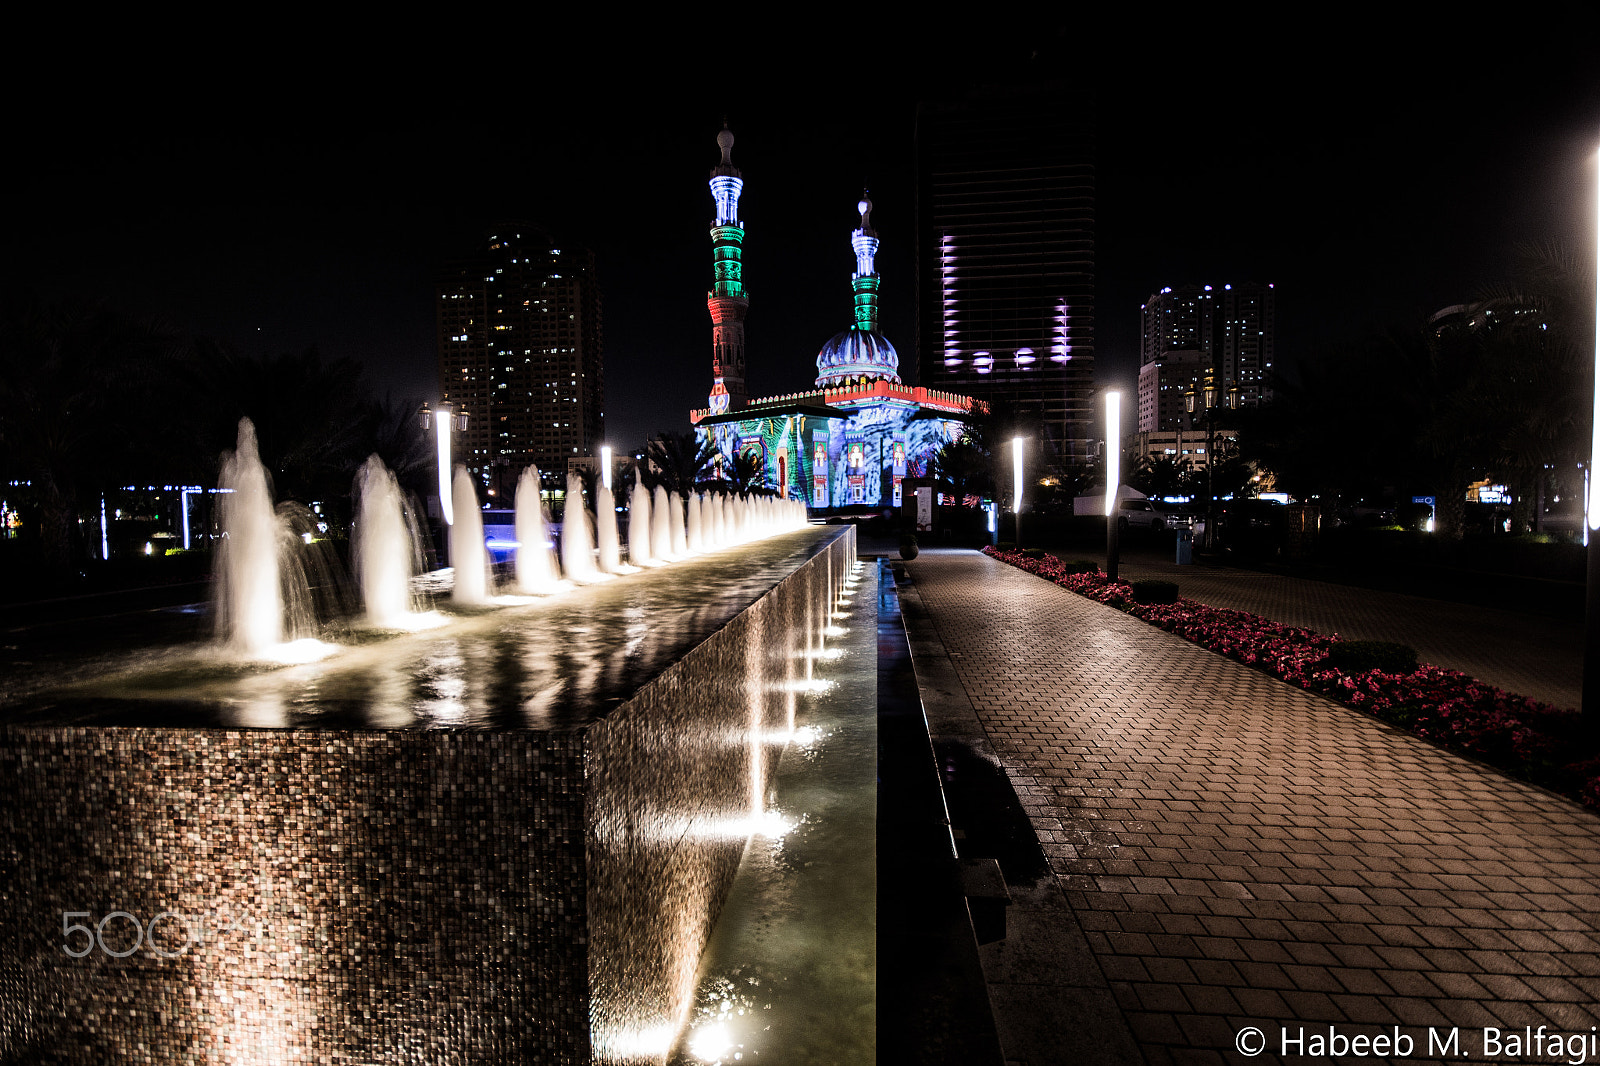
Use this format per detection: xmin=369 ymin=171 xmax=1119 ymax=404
xmin=981 ymin=545 xmax=1600 ymax=808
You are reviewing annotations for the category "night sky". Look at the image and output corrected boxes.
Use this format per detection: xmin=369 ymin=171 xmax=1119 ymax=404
xmin=11 ymin=23 xmax=1598 ymax=451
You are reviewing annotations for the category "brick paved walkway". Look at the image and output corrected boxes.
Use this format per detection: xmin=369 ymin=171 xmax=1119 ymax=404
xmin=1106 ymin=550 xmax=1581 ymax=712
xmin=903 ymin=549 xmax=1600 ymax=1066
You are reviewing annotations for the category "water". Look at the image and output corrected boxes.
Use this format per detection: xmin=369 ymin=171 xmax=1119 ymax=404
xmin=596 ymin=482 xmax=623 ymax=573
xmin=450 ymin=466 xmax=489 ymax=604
xmin=629 ymin=483 xmax=655 ymax=567
xmin=686 ymin=493 xmax=704 ymax=552
xmin=670 ymin=492 xmax=688 ymax=557
xmin=562 ymin=473 xmax=598 ymax=582
xmin=353 ymin=455 xmax=422 ymax=627
xmin=652 ymin=485 xmax=674 ymax=561
xmin=215 ymin=419 xmax=281 ymax=654
xmin=515 ymin=465 xmax=560 ymax=594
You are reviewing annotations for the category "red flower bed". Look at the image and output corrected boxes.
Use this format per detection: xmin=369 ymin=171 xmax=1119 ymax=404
xmin=982 ymin=546 xmax=1600 ymax=808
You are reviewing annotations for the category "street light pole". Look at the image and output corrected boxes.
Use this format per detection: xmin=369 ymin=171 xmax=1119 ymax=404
xmin=1012 ymin=436 xmax=1024 ymax=549
xmin=1585 ymin=148 xmax=1600 ymax=729
xmin=421 ymin=401 xmax=469 ymax=566
xmin=1105 ymin=390 xmax=1121 ymax=582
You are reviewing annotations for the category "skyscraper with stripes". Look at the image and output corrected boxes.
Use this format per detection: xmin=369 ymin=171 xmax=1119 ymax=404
xmin=915 ymin=85 xmax=1095 ymax=466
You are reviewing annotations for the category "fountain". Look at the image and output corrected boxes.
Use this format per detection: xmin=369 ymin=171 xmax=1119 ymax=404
xmin=353 ymin=454 xmax=423 ymax=627
xmin=629 ymin=482 xmax=655 ymax=566
xmin=651 ymin=485 xmax=673 ymax=561
xmin=686 ymin=492 xmax=703 ymax=552
xmin=596 ymin=482 xmax=624 ymax=574
xmin=214 ymin=419 xmax=282 ymax=654
xmin=0 ymin=442 xmax=852 ymax=1065
xmin=562 ymin=472 xmax=599 ymax=582
xmin=514 ymin=465 xmax=561 ymax=594
xmin=450 ymin=465 xmax=489 ymax=604
xmin=669 ymin=492 xmax=688 ymax=557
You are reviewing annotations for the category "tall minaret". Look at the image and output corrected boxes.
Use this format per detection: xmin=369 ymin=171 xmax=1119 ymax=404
xmin=850 ymin=191 xmax=880 ymax=333
xmin=706 ymin=126 xmax=749 ymax=413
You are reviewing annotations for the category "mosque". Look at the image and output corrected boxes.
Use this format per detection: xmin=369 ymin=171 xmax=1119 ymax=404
xmin=689 ymin=128 xmax=985 ymax=512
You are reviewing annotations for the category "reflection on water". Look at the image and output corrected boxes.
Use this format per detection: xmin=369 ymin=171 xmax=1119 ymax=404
xmin=29 ymin=530 xmax=843 ymax=733
xmin=673 ymin=559 xmax=876 ymax=1066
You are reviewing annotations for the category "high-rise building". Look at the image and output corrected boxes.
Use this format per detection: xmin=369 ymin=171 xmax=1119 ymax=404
xmin=915 ymin=86 xmax=1096 ymax=466
xmin=1137 ymin=282 xmax=1275 ymax=432
xmin=436 ymin=226 xmax=604 ymax=494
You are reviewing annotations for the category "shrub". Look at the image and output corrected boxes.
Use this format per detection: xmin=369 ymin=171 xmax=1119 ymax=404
xmin=1130 ymin=580 xmax=1179 ymax=605
xmin=995 ymin=541 xmax=1015 ymax=552
xmin=1021 ymin=548 xmax=1048 ymax=560
xmin=1323 ymin=640 xmax=1418 ymax=675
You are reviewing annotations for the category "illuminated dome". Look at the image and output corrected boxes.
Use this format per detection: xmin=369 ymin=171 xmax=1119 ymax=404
xmin=815 ymin=328 xmax=901 ymax=387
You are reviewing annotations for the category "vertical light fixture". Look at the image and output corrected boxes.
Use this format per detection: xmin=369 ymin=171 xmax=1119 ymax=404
xmin=435 ymin=403 xmax=454 ymax=527
xmin=1106 ymin=390 xmax=1122 ymax=582
xmin=600 ymin=445 xmax=613 ymax=491
xmin=1105 ymin=391 xmax=1121 ymax=517
xmin=1012 ymin=436 xmax=1024 ymax=548
xmin=1586 ymin=147 xmax=1600 ymax=723
xmin=1591 ymin=150 xmax=1600 ymax=535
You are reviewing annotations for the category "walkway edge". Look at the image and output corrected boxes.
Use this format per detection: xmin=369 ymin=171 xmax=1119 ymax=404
xmin=897 ymin=555 xmax=1147 ymax=1066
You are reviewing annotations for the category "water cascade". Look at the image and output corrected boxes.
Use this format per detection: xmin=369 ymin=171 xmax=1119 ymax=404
xmin=353 ymin=455 xmax=422 ymax=626
xmin=595 ymin=482 xmax=624 ymax=573
xmin=515 ymin=465 xmax=560 ymax=593
xmin=669 ymin=492 xmax=688 ymax=556
xmin=450 ymin=466 xmax=489 ymax=604
xmin=651 ymin=485 xmax=674 ymax=561
xmin=629 ymin=482 xmax=655 ymax=566
xmin=686 ymin=493 xmax=703 ymax=552
xmin=215 ymin=418 xmax=283 ymax=654
xmin=562 ymin=473 xmax=598 ymax=582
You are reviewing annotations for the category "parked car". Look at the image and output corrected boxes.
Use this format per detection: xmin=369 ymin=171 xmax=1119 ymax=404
xmin=1115 ymin=497 xmax=1167 ymax=532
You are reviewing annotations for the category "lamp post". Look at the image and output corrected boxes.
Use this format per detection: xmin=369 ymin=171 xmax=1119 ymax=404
xmin=1184 ymin=370 xmax=1234 ymax=551
xmin=420 ymin=401 xmax=469 ymax=563
xmin=1585 ymin=148 xmax=1600 ymax=728
xmin=1012 ymin=436 xmax=1024 ymax=548
xmin=1105 ymin=390 xmax=1121 ymax=581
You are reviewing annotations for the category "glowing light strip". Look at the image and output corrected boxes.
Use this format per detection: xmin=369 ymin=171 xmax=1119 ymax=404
xmin=710 ymin=175 xmax=743 ymax=226
xmin=437 ymin=411 xmax=454 ymax=526
xmin=600 ymin=445 xmax=612 ymax=491
xmin=100 ymin=496 xmax=108 ymax=560
xmin=181 ymin=487 xmax=191 ymax=549
xmin=1591 ymin=149 xmax=1600 ymax=532
xmin=1012 ymin=438 xmax=1024 ymax=514
xmin=1105 ymin=391 xmax=1121 ymax=517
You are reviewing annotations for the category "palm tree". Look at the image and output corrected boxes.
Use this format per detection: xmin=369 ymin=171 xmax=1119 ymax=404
xmin=646 ymin=430 xmax=716 ymax=497
xmin=725 ymin=449 xmax=770 ymax=496
xmin=928 ymin=439 xmax=992 ymax=505
xmin=0 ymin=297 xmax=186 ymax=579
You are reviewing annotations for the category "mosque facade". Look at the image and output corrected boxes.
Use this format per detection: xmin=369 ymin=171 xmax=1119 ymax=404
xmin=689 ymin=129 xmax=984 ymax=512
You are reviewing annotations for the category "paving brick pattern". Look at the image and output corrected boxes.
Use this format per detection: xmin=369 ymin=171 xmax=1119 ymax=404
xmin=1107 ymin=550 xmax=1581 ymax=712
xmin=907 ymin=550 xmax=1600 ymax=1065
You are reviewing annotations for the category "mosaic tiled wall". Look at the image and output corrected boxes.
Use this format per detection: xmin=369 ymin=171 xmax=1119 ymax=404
xmin=0 ymin=528 xmax=856 ymax=1065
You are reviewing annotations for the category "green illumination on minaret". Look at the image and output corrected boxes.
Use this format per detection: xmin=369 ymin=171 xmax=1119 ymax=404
xmin=710 ymin=222 xmax=746 ymax=300
xmin=850 ymin=193 xmax=880 ymax=333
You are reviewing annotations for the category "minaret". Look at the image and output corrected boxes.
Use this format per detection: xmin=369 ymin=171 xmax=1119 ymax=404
xmin=706 ymin=126 xmax=749 ymax=413
xmin=850 ymin=191 xmax=880 ymax=333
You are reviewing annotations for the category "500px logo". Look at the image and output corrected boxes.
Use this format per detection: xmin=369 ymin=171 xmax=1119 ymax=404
xmin=62 ymin=910 xmax=267 ymax=959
